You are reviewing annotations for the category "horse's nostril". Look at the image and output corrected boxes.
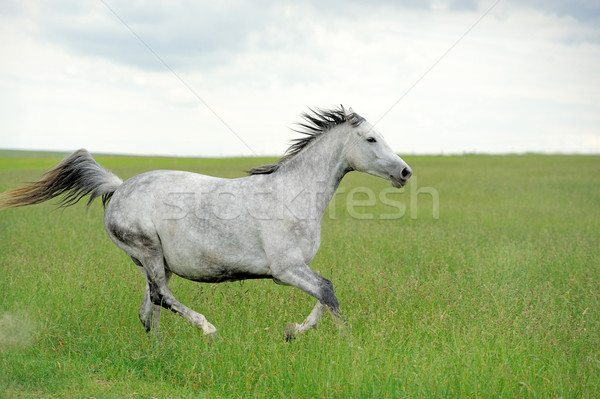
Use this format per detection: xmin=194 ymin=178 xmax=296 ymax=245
xmin=401 ymin=167 xmax=412 ymax=178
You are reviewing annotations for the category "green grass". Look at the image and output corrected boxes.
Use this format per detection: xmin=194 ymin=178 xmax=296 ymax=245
xmin=0 ymin=152 xmax=599 ymax=397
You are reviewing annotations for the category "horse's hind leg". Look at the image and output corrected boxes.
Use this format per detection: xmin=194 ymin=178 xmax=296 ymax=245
xmin=135 ymin=256 xmax=171 ymax=337
xmin=139 ymin=254 xmax=217 ymax=337
xmin=139 ymin=282 xmax=157 ymax=333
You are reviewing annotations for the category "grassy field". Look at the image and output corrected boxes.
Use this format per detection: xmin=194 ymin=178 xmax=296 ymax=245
xmin=0 ymin=151 xmax=598 ymax=398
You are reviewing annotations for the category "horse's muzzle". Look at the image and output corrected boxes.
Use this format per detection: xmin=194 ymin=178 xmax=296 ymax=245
xmin=389 ymin=166 xmax=412 ymax=188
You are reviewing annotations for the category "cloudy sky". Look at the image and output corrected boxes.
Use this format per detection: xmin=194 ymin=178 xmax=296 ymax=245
xmin=0 ymin=0 xmax=599 ymax=157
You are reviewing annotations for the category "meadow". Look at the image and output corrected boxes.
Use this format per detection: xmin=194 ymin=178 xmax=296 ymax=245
xmin=0 ymin=151 xmax=598 ymax=398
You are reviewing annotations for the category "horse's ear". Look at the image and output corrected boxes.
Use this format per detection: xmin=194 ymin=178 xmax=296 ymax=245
xmin=341 ymin=104 xmax=353 ymax=122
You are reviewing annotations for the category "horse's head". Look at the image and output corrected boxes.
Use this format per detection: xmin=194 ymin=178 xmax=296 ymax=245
xmin=345 ymin=108 xmax=412 ymax=188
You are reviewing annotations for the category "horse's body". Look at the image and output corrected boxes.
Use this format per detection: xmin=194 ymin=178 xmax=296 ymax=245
xmin=0 ymin=106 xmax=412 ymax=340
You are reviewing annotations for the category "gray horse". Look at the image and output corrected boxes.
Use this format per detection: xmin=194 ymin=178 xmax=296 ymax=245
xmin=0 ymin=106 xmax=412 ymax=340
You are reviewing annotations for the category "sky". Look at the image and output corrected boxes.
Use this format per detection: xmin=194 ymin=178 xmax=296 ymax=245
xmin=0 ymin=0 xmax=599 ymax=157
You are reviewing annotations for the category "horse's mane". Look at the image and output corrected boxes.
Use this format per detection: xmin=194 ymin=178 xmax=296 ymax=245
xmin=247 ymin=105 xmax=365 ymax=175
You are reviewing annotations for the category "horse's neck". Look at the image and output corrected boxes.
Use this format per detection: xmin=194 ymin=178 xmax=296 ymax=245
xmin=275 ymin=129 xmax=351 ymax=218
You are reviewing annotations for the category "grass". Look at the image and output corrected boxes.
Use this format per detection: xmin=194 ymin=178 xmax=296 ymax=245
xmin=0 ymin=152 xmax=599 ymax=397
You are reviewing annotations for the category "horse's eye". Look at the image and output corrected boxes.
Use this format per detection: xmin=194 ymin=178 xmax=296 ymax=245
xmin=366 ymin=137 xmax=377 ymax=143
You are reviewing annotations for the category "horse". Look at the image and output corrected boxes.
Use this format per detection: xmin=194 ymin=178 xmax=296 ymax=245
xmin=0 ymin=106 xmax=412 ymax=340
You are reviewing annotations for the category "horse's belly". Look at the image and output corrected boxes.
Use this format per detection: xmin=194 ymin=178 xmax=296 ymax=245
xmin=172 ymin=260 xmax=272 ymax=283
xmin=157 ymin=219 xmax=271 ymax=283
xmin=164 ymin=250 xmax=272 ymax=283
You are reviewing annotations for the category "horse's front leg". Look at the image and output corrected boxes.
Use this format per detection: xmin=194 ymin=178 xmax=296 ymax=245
xmin=284 ymin=300 xmax=325 ymax=340
xmin=272 ymin=263 xmax=347 ymax=340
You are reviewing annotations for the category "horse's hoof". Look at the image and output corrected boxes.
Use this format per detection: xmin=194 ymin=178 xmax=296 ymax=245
xmin=203 ymin=330 xmax=218 ymax=343
xmin=284 ymin=323 xmax=299 ymax=342
xmin=203 ymin=323 xmax=218 ymax=342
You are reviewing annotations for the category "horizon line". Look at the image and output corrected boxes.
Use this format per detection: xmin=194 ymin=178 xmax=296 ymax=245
xmin=1 ymin=147 xmax=599 ymax=159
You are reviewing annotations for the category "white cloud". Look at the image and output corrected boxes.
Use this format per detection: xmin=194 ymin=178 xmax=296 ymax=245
xmin=0 ymin=0 xmax=598 ymax=156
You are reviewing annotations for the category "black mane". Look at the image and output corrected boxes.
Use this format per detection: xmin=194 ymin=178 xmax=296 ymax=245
xmin=248 ymin=105 xmax=365 ymax=175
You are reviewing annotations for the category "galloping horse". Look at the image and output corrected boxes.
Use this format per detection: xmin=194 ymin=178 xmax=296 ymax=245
xmin=0 ymin=106 xmax=412 ymax=340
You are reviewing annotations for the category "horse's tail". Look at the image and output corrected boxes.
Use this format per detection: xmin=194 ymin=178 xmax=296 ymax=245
xmin=0 ymin=149 xmax=123 ymax=210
